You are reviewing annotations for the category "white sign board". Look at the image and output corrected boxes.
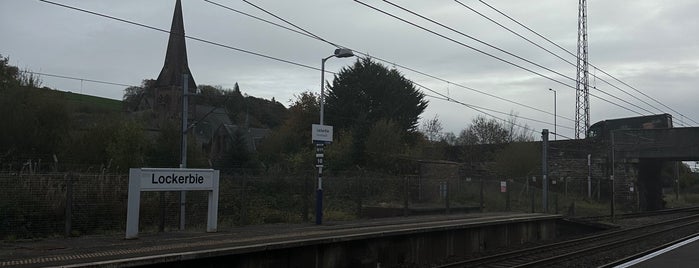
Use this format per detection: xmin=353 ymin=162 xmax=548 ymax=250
xmin=126 ymin=168 xmax=219 ymax=239
xmin=312 ymin=124 xmax=333 ymax=144
xmin=140 ymin=168 xmax=215 ymax=191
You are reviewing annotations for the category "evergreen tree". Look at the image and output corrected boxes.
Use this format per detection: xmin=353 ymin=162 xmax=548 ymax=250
xmin=325 ymin=57 xmax=427 ymax=164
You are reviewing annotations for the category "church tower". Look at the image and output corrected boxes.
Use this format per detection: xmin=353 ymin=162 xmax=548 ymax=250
xmin=153 ymin=0 xmax=197 ymax=122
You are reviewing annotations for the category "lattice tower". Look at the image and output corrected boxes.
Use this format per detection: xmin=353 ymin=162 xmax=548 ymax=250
xmin=575 ymin=0 xmax=590 ymax=139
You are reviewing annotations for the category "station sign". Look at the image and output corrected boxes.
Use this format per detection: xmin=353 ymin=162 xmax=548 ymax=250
xmin=312 ymin=124 xmax=333 ymax=144
xmin=139 ymin=168 xmax=215 ymax=191
xmin=126 ymin=168 xmax=219 ymax=239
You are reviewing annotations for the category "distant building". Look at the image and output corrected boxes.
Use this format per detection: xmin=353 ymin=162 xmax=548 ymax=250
xmin=209 ymin=124 xmax=271 ymax=167
xmin=136 ymin=0 xmax=197 ymax=125
xmin=131 ymin=0 xmax=272 ymax=167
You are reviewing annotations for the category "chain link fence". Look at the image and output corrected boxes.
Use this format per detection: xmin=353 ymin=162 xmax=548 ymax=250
xmin=0 ymin=170 xmax=629 ymax=240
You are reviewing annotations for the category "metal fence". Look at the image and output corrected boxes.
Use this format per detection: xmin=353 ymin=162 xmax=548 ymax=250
xmin=1 ymin=171 xmax=623 ymax=239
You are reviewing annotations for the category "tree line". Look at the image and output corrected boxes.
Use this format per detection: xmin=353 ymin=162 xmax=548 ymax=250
xmin=1 ymin=54 xmax=538 ymax=175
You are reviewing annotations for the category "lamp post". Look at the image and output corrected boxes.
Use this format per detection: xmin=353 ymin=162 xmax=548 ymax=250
xmin=549 ymin=88 xmax=557 ymax=140
xmin=316 ymin=48 xmax=354 ymax=225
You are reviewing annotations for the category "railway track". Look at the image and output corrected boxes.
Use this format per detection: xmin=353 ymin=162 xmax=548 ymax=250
xmin=434 ymin=212 xmax=699 ymax=268
xmin=577 ymin=206 xmax=699 ymax=222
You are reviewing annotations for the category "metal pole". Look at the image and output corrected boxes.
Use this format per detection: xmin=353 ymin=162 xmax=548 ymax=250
xmin=587 ymin=154 xmax=592 ymax=198
xmin=180 ymin=74 xmax=188 ymax=231
xmin=675 ymin=161 xmax=680 ymax=200
xmin=611 ymin=131 xmax=615 ymax=219
xmin=320 ymin=56 xmax=332 ymax=125
xmin=542 ymin=129 xmax=549 ymax=213
xmin=316 ymin=56 xmax=331 ymax=225
xmin=549 ymin=89 xmax=556 ymax=140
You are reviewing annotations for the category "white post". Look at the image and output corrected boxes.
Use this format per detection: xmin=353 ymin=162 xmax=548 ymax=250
xmin=207 ymin=170 xmax=220 ymax=232
xmin=126 ymin=168 xmax=141 ymax=239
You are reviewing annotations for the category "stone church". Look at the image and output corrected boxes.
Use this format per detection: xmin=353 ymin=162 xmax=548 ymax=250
xmin=133 ymin=0 xmax=269 ymax=167
xmin=134 ymin=0 xmax=197 ymax=125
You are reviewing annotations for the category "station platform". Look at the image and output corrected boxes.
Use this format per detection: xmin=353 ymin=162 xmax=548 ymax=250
xmin=0 ymin=212 xmax=560 ymax=267
xmin=614 ymin=234 xmax=699 ymax=268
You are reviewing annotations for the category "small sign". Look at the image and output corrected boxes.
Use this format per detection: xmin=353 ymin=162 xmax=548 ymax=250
xmin=500 ymin=181 xmax=507 ymax=193
xmin=315 ymin=144 xmax=324 ymax=168
xmin=312 ymin=124 xmax=333 ymax=144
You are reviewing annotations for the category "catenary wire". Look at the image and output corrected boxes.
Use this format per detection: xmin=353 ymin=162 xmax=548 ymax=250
xmin=476 ymin=0 xmax=698 ymax=126
xmin=38 ymin=0 xmax=324 ymax=73
xmin=456 ymin=0 xmax=691 ymax=127
xmin=416 ymin=81 xmax=574 ymax=132
xmin=22 ymin=71 xmax=135 ymax=88
xmin=377 ymin=0 xmax=656 ymax=116
xmin=39 ymin=0 xmax=559 ymax=133
xmin=213 ymin=0 xmax=575 ymax=123
xmin=230 ymin=0 xmax=583 ymax=133
xmin=354 ymin=0 xmax=647 ymax=117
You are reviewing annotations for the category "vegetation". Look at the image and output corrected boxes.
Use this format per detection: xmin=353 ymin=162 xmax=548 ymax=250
xmin=3 ymin=53 xmax=699 ymax=240
xmin=324 ymin=58 xmax=428 ymax=167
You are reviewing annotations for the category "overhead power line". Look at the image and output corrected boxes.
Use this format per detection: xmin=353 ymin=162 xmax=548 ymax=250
xmin=475 ymin=0 xmax=698 ymax=126
xmin=22 ymin=70 xmax=134 ymax=88
xmin=39 ymin=0 xmax=561 ymax=133
xmin=453 ymin=0 xmax=682 ymax=127
xmin=371 ymin=0 xmax=655 ymax=117
xmin=39 ymin=0 xmax=324 ymax=73
xmin=212 ymin=0 xmax=573 ymax=137
xmin=415 ymin=80 xmax=574 ymax=133
xmin=353 ymin=0 xmax=652 ymax=119
xmin=207 ymin=0 xmax=575 ymax=123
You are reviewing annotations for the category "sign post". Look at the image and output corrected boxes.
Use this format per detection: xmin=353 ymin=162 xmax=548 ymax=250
xmin=126 ymin=168 xmax=219 ymax=239
xmin=311 ymin=124 xmax=332 ymax=225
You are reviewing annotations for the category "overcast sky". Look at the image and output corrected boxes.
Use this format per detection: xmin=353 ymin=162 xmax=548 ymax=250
xmin=2 ymin=0 xmax=698 ymax=138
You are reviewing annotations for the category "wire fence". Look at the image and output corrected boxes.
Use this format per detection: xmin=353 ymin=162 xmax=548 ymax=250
xmin=0 ymin=170 xmax=642 ymax=240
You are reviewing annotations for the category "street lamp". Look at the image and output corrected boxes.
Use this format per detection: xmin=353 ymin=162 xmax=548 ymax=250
xmin=316 ymin=48 xmax=354 ymax=225
xmin=549 ymin=88 xmax=557 ymax=140
xmin=320 ymin=48 xmax=354 ymax=125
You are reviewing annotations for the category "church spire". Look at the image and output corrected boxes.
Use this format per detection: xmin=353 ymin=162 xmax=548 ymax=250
xmin=155 ymin=0 xmax=197 ymax=90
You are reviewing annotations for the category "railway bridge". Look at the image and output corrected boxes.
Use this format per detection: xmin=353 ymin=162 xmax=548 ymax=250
xmin=549 ymin=127 xmax=699 ymax=211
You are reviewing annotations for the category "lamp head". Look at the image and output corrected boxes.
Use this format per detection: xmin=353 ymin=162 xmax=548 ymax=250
xmin=334 ymin=48 xmax=354 ymax=58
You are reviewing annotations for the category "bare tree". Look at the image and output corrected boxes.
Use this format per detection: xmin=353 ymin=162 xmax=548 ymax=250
xmin=457 ymin=113 xmax=533 ymax=145
xmin=420 ymin=114 xmax=443 ymax=142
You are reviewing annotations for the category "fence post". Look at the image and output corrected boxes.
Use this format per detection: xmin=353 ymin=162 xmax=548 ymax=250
xmin=445 ymin=180 xmax=450 ymax=214
xmin=479 ymin=178 xmax=484 ymax=213
xmin=240 ymin=174 xmax=248 ymax=225
xmin=403 ymin=176 xmax=409 ymax=216
xmin=506 ymin=183 xmax=511 ymax=211
xmin=158 ymin=192 xmax=166 ymax=232
xmin=64 ymin=172 xmax=73 ymax=237
xmin=303 ymin=174 xmax=309 ymax=222
xmin=531 ymin=177 xmax=535 ymax=213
